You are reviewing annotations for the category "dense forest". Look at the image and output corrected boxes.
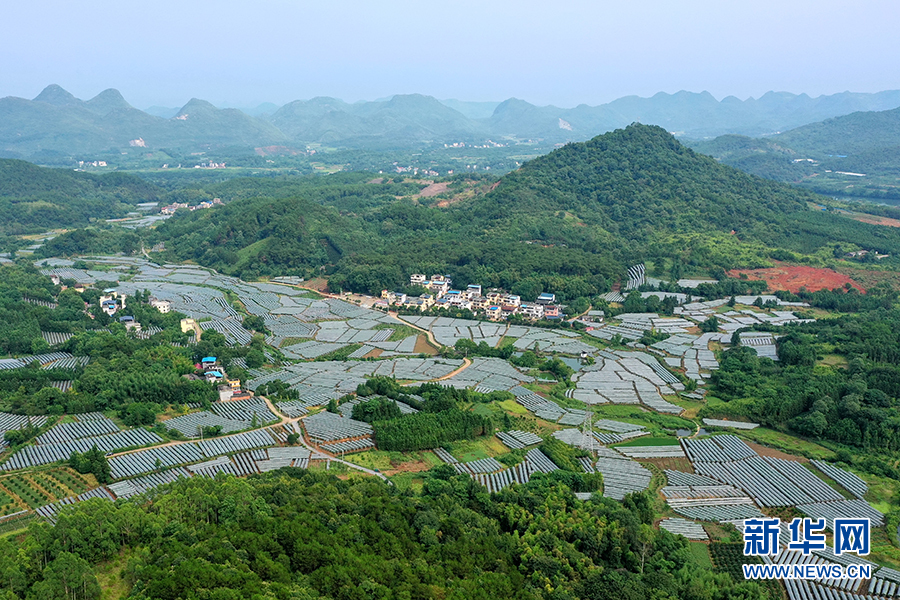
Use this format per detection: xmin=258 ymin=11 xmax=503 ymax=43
xmin=0 ymin=468 xmax=769 ymax=600
xmin=706 ymin=285 xmax=900 ymax=459
xmin=0 ymin=159 xmax=159 ymax=235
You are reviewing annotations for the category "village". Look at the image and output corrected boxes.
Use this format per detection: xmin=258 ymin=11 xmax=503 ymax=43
xmin=378 ymin=274 xmax=563 ymax=321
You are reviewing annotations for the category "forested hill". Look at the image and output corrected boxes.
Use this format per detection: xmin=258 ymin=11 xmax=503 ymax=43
xmin=0 ymin=159 xmax=160 ymax=235
xmin=482 ymin=124 xmax=814 ymax=240
xmin=774 ymin=105 xmax=900 ymax=156
xmin=142 ymin=123 xmax=900 ymax=295
xmin=466 ymin=124 xmax=900 ymax=257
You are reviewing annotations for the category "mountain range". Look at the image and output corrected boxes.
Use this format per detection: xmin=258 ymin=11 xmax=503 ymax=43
xmin=687 ymin=105 xmax=900 ymax=200
xmin=3 ymin=84 xmax=900 ymax=159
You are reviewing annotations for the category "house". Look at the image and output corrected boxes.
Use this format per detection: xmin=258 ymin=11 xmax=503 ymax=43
xmin=444 ymin=290 xmax=464 ymax=305
xmin=49 ymin=274 xmax=61 ymax=286
xmin=543 ymin=305 xmax=562 ymax=319
xmin=100 ymin=299 xmax=117 ymax=316
xmin=119 ymin=316 xmax=141 ymax=332
xmin=180 ymin=318 xmax=197 ymax=334
xmin=419 ymin=294 xmax=434 ymax=308
xmin=410 ymin=274 xmax=427 ymax=286
xmin=373 ymin=299 xmax=389 ymax=311
xmin=99 ymin=291 xmax=126 ymax=316
xmin=519 ymin=303 xmax=544 ymax=320
xmin=471 ymin=295 xmax=490 ymax=312
xmin=427 ymin=280 xmax=450 ymax=297
xmin=466 ymin=284 xmax=482 ymax=298
xmin=407 ymin=298 xmax=429 ymax=311
xmin=503 ymin=294 xmax=521 ymax=307
xmin=486 ymin=306 xmax=503 ymax=321
xmin=536 ymin=293 xmax=557 ymax=305
xmin=582 ymin=310 xmax=605 ymax=323
xmin=201 ymin=357 xmax=218 ymax=370
xmin=381 ymin=291 xmax=407 ymax=305
xmin=149 ymin=297 xmax=171 ymax=313
xmin=205 ymin=370 xmax=224 ymax=382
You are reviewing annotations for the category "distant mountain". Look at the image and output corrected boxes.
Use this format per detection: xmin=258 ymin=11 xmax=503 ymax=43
xmin=84 ymin=89 xmax=132 ymax=115
xmin=268 ymin=94 xmax=487 ymax=146
xmin=144 ymin=106 xmax=179 ymax=119
xmin=774 ymin=106 xmax=900 ymax=156
xmin=688 ymin=106 xmax=900 ymax=187
xmin=33 ymin=84 xmax=83 ymax=108
xmin=483 ymin=90 xmax=900 ymax=142
xmin=0 ymin=86 xmax=286 ymax=156
xmin=3 ymin=84 xmax=900 ymax=160
xmin=167 ymin=99 xmax=287 ymax=148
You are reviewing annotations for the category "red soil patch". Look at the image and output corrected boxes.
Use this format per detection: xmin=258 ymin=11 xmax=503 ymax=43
xmin=301 ymin=277 xmax=330 ymax=293
xmin=727 ymin=265 xmax=863 ymax=293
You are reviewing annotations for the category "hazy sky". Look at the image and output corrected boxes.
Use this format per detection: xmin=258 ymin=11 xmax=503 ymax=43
xmin=4 ymin=0 xmax=898 ymax=109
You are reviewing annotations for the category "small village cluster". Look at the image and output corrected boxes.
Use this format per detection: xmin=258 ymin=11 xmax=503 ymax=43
xmin=379 ymin=274 xmax=562 ymax=321
xmin=160 ymin=197 xmax=223 ymax=215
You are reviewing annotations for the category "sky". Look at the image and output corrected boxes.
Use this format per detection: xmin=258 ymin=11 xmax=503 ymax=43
xmin=3 ymin=0 xmax=899 ymax=109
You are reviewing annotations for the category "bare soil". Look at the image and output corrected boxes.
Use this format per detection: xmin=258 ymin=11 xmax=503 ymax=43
xmin=417 ymin=182 xmax=449 ymax=197
xmin=727 ymin=265 xmax=863 ymax=293
xmin=746 ymin=441 xmax=807 ymax=462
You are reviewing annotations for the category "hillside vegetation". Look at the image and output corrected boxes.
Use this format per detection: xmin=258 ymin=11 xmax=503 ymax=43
xmin=0 ymin=159 xmax=159 ymax=234
xmin=689 ymin=106 xmax=900 ymax=202
xmin=148 ymin=124 xmax=900 ymax=293
xmin=0 ymin=469 xmax=769 ymax=599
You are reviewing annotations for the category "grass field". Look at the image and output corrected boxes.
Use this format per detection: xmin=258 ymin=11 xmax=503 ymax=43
xmin=497 ymin=399 xmax=529 ymax=415
xmin=737 ymin=427 xmax=835 ymax=460
xmin=689 ymin=542 xmax=713 ymax=568
xmin=94 ymin=548 xmax=134 ymax=600
xmin=345 ymin=450 xmax=442 ymax=472
xmin=445 ymin=436 xmax=509 ymax=462
xmin=388 ymin=473 xmax=425 ymax=493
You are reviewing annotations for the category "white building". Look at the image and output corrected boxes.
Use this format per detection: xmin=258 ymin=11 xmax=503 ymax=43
xmin=149 ymin=298 xmax=171 ymax=313
xmin=519 ymin=303 xmax=544 ymax=320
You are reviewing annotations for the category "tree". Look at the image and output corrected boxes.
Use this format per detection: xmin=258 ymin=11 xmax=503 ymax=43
xmin=245 ymin=348 xmax=266 ymax=369
xmin=699 ymin=316 xmax=719 ymax=333
xmin=69 ymin=446 xmax=111 ymax=484
xmin=242 ymin=315 xmax=266 ymax=333
xmin=30 ymin=552 xmax=100 ymax=600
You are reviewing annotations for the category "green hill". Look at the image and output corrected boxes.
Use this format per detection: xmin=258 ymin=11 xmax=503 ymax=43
xmin=775 ymin=106 xmax=900 ymax=156
xmin=687 ymin=106 xmax=900 ymax=200
xmin=149 ymin=124 xmax=900 ymax=293
xmin=0 ymin=159 xmax=160 ymax=234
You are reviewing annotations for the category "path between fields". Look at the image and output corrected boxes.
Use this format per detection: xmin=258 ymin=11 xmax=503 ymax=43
xmin=386 ymin=311 xmax=441 ymax=348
